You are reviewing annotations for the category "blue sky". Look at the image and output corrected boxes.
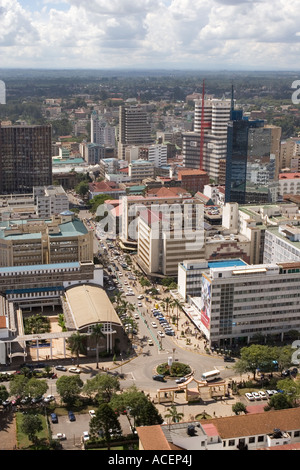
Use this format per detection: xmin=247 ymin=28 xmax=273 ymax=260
xmin=0 ymin=0 xmax=300 ymax=70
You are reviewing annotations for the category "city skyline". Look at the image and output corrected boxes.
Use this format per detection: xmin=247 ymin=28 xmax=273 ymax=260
xmin=0 ymin=0 xmax=300 ymax=70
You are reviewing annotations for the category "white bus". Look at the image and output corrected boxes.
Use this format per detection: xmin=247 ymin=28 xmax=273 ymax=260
xmin=201 ymin=369 xmax=221 ymax=382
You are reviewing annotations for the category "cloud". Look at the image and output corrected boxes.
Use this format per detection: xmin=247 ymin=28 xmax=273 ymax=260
xmin=0 ymin=0 xmax=300 ymax=69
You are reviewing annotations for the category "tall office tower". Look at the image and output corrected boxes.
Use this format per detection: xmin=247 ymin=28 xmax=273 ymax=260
xmin=225 ymin=112 xmax=264 ymax=205
xmin=118 ymin=105 xmax=152 ymax=160
xmin=0 ymin=123 xmax=52 ymax=194
xmin=182 ymin=98 xmax=231 ymax=181
xmin=91 ymin=111 xmax=116 ymax=148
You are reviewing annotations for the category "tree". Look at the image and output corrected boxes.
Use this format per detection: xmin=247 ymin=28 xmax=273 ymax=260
xmin=20 ymin=413 xmax=43 ymax=446
xmin=67 ymin=332 xmax=87 ymax=365
xmin=83 ymin=374 xmax=120 ymax=403
xmin=233 ymin=344 xmax=273 ymax=380
xmin=90 ymin=324 xmax=105 ymax=369
xmin=232 ymin=402 xmax=247 ymax=415
xmin=110 ymin=385 xmax=163 ymax=428
xmin=25 ymin=377 xmax=48 ymax=400
xmin=75 ymin=181 xmax=89 ymax=198
xmin=0 ymin=385 xmax=9 ymax=403
xmin=56 ymin=375 xmax=83 ymax=406
xmin=9 ymin=374 xmax=29 ymax=399
xmin=165 ymin=405 xmax=184 ymax=423
xmin=89 ymin=403 xmax=121 ymax=450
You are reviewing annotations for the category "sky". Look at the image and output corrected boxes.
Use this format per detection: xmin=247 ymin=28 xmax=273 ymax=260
xmin=0 ymin=0 xmax=300 ymax=70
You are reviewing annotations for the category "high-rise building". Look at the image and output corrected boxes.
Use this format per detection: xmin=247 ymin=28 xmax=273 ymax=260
xmin=182 ymin=98 xmax=231 ymax=181
xmin=90 ymin=111 xmax=116 ymax=148
xmin=118 ymin=105 xmax=152 ymax=160
xmin=0 ymin=123 xmax=52 ymax=194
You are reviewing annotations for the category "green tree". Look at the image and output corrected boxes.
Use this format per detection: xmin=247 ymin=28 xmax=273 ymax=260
xmin=75 ymin=180 xmax=89 ymax=198
xmin=110 ymin=385 xmax=163 ymax=428
xmin=233 ymin=344 xmax=273 ymax=380
xmin=9 ymin=374 xmax=29 ymax=399
xmin=25 ymin=378 xmax=48 ymax=400
xmin=56 ymin=375 xmax=83 ymax=405
xmin=164 ymin=405 xmax=184 ymax=423
xmin=232 ymin=402 xmax=247 ymax=415
xmin=20 ymin=413 xmax=43 ymax=446
xmin=67 ymin=332 xmax=87 ymax=366
xmin=0 ymin=385 xmax=9 ymax=403
xmin=83 ymin=374 xmax=120 ymax=403
xmin=89 ymin=403 xmax=121 ymax=450
xmin=90 ymin=324 xmax=105 ymax=369
xmin=267 ymin=392 xmax=293 ymax=410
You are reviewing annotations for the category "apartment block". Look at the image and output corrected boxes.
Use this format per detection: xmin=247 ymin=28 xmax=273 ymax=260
xmin=128 ymin=160 xmax=155 ymax=183
xmin=33 ymin=185 xmax=69 ymax=218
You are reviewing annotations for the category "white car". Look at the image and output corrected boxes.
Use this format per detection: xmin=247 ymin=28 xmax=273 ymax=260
xmin=68 ymin=367 xmax=81 ymax=374
xmin=44 ymin=394 xmax=55 ymax=403
xmin=134 ymin=313 xmax=139 ymax=319
xmin=137 ymin=302 xmax=143 ymax=307
xmin=245 ymin=392 xmax=255 ymax=401
xmin=259 ymin=391 xmax=267 ymax=400
xmin=157 ymin=330 xmax=165 ymax=338
xmin=137 ymin=295 xmax=144 ymax=300
xmin=266 ymin=390 xmax=274 ymax=397
xmin=151 ymin=322 xmax=157 ymax=328
xmin=252 ymin=392 xmax=261 ymax=400
xmin=89 ymin=410 xmax=96 ymax=418
xmin=83 ymin=431 xmax=90 ymax=442
xmin=53 ymin=433 xmax=66 ymax=441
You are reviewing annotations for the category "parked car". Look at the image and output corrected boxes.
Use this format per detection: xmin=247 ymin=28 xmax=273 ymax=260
xmin=53 ymin=433 xmax=66 ymax=441
xmin=89 ymin=409 xmax=96 ymax=418
xmin=151 ymin=322 xmax=157 ymax=328
xmin=152 ymin=374 xmax=166 ymax=382
xmin=224 ymin=356 xmax=235 ymax=362
xmin=51 ymin=413 xmax=58 ymax=423
xmin=148 ymin=339 xmax=154 ymax=346
xmin=44 ymin=395 xmax=55 ymax=403
xmin=245 ymin=393 xmax=255 ymax=401
xmin=157 ymin=331 xmax=165 ymax=337
xmin=259 ymin=391 xmax=267 ymax=400
xmin=68 ymin=367 xmax=81 ymax=374
xmin=165 ymin=330 xmax=175 ymax=336
xmin=82 ymin=431 xmax=90 ymax=442
xmin=55 ymin=365 xmax=67 ymax=372
xmin=175 ymin=377 xmax=187 ymax=384
xmin=137 ymin=295 xmax=144 ymax=300
xmin=252 ymin=392 xmax=261 ymax=400
xmin=266 ymin=390 xmax=274 ymax=397
xmin=31 ymin=396 xmax=44 ymax=404
xmin=68 ymin=411 xmax=76 ymax=421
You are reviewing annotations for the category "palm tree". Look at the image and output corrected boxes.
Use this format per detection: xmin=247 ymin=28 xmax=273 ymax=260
xmin=164 ymin=296 xmax=173 ymax=320
xmin=171 ymin=298 xmax=184 ymax=330
xmin=165 ymin=405 xmax=184 ymax=425
xmin=67 ymin=332 xmax=86 ymax=366
xmin=91 ymin=323 xmax=105 ymax=369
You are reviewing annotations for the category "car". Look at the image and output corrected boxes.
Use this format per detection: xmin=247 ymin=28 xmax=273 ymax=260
xmin=55 ymin=365 xmax=67 ymax=371
xmin=1 ymin=400 xmax=10 ymax=407
xmin=44 ymin=395 xmax=55 ymax=403
xmin=51 ymin=413 xmax=58 ymax=424
xmin=82 ymin=431 xmax=90 ymax=442
xmin=151 ymin=322 xmax=157 ymax=328
xmin=134 ymin=313 xmax=139 ymax=319
xmin=157 ymin=331 xmax=165 ymax=337
xmin=165 ymin=330 xmax=175 ymax=336
xmin=266 ymin=390 xmax=274 ymax=397
xmin=224 ymin=356 xmax=235 ymax=362
xmin=31 ymin=396 xmax=44 ymax=404
xmin=152 ymin=374 xmax=166 ymax=382
xmin=53 ymin=433 xmax=66 ymax=441
xmin=20 ymin=396 xmax=31 ymax=405
xmin=68 ymin=367 xmax=81 ymax=374
xmin=252 ymin=392 xmax=261 ymax=400
xmin=68 ymin=411 xmax=76 ymax=421
xmin=245 ymin=393 xmax=255 ymax=401
xmin=175 ymin=377 xmax=187 ymax=384
xmin=137 ymin=302 xmax=143 ymax=307
xmin=148 ymin=339 xmax=154 ymax=346
xmin=258 ymin=391 xmax=267 ymax=400
xmin=89 ymin=409 xmax=96 ymax=418
xmin=137 ymin=295 xmax=144 ymax=300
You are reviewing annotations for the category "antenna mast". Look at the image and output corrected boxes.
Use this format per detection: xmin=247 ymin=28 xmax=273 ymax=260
xmin=200 ymin=79 xmax=205 ymax=170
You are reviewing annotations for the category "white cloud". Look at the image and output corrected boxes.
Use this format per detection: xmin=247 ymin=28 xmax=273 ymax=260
xmin=0 ymin=0 xmax=299 ymax=69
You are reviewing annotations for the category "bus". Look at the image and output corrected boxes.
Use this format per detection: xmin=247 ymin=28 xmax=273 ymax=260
xmin=201 ymin=369 xmax=221 ymax=382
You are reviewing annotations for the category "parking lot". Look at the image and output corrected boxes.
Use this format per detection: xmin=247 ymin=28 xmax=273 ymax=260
xmin=51 ymin=410 xmax=132 ymax=450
